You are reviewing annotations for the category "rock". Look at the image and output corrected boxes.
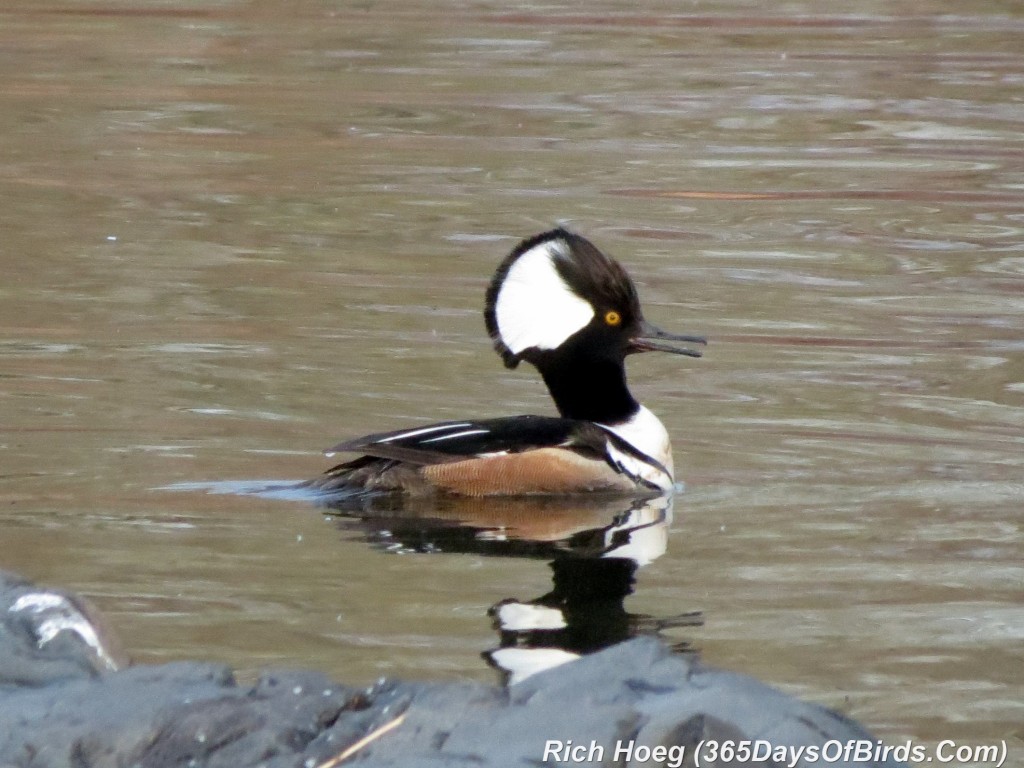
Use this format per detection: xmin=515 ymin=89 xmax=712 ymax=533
xmin=0 ymin=570 xmax=905 ymax=768
xmin=0 ymin=570 xmax=126 ymax=687
xmin=360 ymin=639 xmax=904 ymax=768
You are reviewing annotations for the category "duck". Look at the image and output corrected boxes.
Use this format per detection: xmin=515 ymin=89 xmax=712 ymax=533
xmin=309 ymin=228 xmax=705 ymax=498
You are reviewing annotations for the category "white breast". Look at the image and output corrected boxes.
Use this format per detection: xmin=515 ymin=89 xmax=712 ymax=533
xmin=599 ymin=406 xmax=675 ymax=492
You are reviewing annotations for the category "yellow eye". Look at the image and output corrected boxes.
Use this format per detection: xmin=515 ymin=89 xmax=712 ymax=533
xmin=604 ymin=310 xmax=622 ymax=326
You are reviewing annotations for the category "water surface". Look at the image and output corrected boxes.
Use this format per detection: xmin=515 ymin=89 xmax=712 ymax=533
xmin=2 ymin=1 xmax=1022 ymax=758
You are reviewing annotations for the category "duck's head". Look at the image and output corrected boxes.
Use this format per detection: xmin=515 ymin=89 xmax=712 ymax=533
xmin=484 ymin=228 xmax=706 ymax=371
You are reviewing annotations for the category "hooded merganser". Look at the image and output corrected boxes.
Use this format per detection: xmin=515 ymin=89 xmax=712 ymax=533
xmin=311 ymin=228 xmax=705 ymax=497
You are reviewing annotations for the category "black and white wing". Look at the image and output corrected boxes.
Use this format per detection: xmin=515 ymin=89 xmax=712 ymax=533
xmin=318 ymin=415 xmax=671 ymax=496
xmin=325 ymin=415 xmax=605 ymax=466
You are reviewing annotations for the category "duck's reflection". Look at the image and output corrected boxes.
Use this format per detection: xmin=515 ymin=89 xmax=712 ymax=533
xmin=321 ymin=492 xmax=702 ymax=684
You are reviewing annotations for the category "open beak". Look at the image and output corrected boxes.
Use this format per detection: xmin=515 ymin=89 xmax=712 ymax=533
xmin=628 ymin=320 xmax=707 ymax=358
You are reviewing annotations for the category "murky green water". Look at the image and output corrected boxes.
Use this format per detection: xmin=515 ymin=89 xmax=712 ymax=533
xmin=2 ymin=1 xmax=1022 ymax=758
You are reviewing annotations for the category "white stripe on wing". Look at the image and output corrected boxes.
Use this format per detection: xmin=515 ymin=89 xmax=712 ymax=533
xmin=420 ymin=428 xmax=490 ymax=444
xmin=377 ymin=423 xmax=473 ymax=443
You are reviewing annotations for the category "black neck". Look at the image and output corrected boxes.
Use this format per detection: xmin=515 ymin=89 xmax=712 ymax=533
xmin=535 ymin=354 xmax=639 ymax=424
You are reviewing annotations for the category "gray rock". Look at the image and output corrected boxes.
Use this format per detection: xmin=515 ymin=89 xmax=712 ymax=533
xmin=358 ymin=639 xmax=904 ymax=768
xmin=0 ymin=570 xmax=904 ymax=768
xmin=0 ymin=570 xmax=126 ymax=688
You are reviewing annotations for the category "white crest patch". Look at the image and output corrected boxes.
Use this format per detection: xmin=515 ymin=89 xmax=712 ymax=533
xmin=494 ymin=239 xmax=595 ymax=354
xmin=599 ymin=406 xmax=674 ymax=491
